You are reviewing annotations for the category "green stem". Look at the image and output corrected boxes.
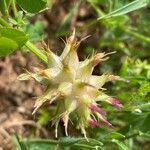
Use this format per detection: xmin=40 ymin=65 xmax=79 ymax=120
xmin=2 ymin=0 xmax=9 ymax=18
xmin=11 ymin=0 xmax=18 ymax=19
xmin=126 ymin=76 xmax=150 ymax=82
xmin=108 ymin=0 xmax=113 ymax=13
xmin=21 ymin=139 xmax=99 ymax=149
xmin=25 ymin=41 xmax=48 ymax=64
xmin=129 ymin=102 xmax=150 ymax=110
xmin=0 ymin=17 xmax=48 ymax=64
xmin=0 ymin=17 xmax=10 ymax=27
xmin=21 ymin=139 xmax=58 ymax=145
xmin=73 ymin=143 xmax=98 ymax=149
xmin=122 ymin=133 xmax=139 ymax=140
xmin=122 ymin=27 xmax=150 ymax=43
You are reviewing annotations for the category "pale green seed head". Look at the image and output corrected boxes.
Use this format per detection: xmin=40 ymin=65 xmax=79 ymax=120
xmin=18 ymin=31 xmax=123 ymax=138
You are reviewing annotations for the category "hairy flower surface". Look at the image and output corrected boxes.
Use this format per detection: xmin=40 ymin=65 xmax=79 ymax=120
xmin=18 ymin=30 xmax=124 ymax=138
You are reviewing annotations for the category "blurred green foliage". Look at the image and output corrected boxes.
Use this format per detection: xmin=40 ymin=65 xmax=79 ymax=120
xmin=0 ymin=0 xmax=149 ymax=149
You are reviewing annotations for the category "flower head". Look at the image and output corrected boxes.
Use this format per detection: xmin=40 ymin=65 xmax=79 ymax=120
xmin=18 ymin=30 xmax=123 ymax=138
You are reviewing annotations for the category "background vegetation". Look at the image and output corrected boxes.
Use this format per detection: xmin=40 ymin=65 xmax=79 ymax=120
xmin=0 ymin=0 xmax=149 ymax=149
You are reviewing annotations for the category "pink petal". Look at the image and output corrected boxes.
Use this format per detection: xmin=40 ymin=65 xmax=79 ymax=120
xmin=87 ymin=119 xmax=99 ymax=128
xmin=88 ymin=103 xmax=106 ymax=116
xmin=97 ymin=113 xmax=113 ymax=128
xmin=103 ymin=119 xmax=113 ymax=128
xmin=108 ymin=98 xmax=122 ymax=109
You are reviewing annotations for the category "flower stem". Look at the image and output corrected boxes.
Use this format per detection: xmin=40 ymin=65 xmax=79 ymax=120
xmin=0 ymin=17 xmax=10 ymax=27
xmin=11 ymin=0 xmax=18 ymax=19
xmin=1 ymin=0 xmax=9 ymax=18
xmin=25 ymin=41 xmax=48 ymax=64
xmin=122 ymin=27 xmax=150 ymax=43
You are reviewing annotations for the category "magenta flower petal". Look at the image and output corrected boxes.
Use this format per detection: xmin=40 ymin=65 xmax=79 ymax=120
xmin=103 ymin=119 xmax=113 ymax=128
xmin=87 ymin=119 xmax=99 ymax=128
xmin=97 ymin=113 xmax=113 ymax=128
xmin=88 ymin=103 xmax=106 ymax=116
xmin=108 ymin=98 xmax=122 ymax=109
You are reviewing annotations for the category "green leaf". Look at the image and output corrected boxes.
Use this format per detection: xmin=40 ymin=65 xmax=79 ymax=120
xmin=58 ymin=137 xmax=103 ymax=148
xmin=0 ymin=27 xmax=28 ymax=47
xmin=58 ymin=137 xmax=82 ymax=147
xmin=20 ymin=141 xmax=55 ymax=150
xmin=106 ymin=132 xmax=125 ymax=140
xmin=24 ymin=21 xmax=46 ymax=42
xmin=138 ymin=81 xmax=150 ymax=97
xmin=58 ymin=137 xmax=103 ymax=149
xmin=119 ymin=58 xmax=129 ymax=77
xmin=0 ymin=37 xmax=18 ymax=56
xmin=19 ymin=139 xmax=58 ymax=150
xmin=0 ymin=0 xmax=6 ymax=14
xmin=12 ymin=135 xmax=24 ymax=150
xmin=16 ymin=0 xmax=47 ymax=13
xmin=111 ymin=139 xmax=129 ymax=150
xmin=139 ymin=131 xmax=150 ymax=139
xmin=16 ymin=138 xmax=103 ymax=150
xmin=83 ymin=138 xmax=103 ymax=146
xmin=0 ymin=28 xmax=28 ymax=56
xmin=98 ymin=0 xmax=148 ymax=20
xmin=140 ymin=113 xmax=150 ymax=132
